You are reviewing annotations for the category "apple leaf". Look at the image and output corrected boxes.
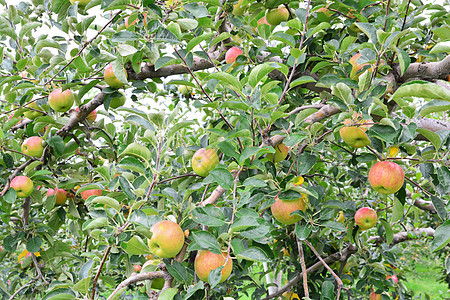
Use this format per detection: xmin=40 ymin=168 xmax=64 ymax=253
xmin=323 ymin=221 xmax=346 ymax=232
xmin=430 ymin=196 xmax=447 ymax=221
xmin=230 ymin=217 xmax=258 ymax=233
xmin=208 ymin=266 xmax=223 ymax=288
xmin=87 ymin=196 xmax=121 ymax=213
xmin=119 ymin=142 xmax=151 ymax=162
xmin=208 ymin=72 xmax=244 ymax=97
xmin=82 ymin=217 xmax=108 ymax=231
xmin=158 ymin=288 xmax=178 ymax=300
xmin=248 ymin=63 xmax=276 ymax=89
xmin=394 ymin=46 xmax=410 ymax=76
xmin=207 ymin=167 xmax=234 ymax=190
xmin=391 ymin=197 xmax=403 ymax=223
xmin=236 ymin=247 xmax=270 ymax=262
xmin=391 ymin=81 xmax=450 ymax=102
xmin=184 ymin=281 xmax=205 ymax=299
xmin=416 ymin=128 xmax=442 ymax=150
xmin=419 ymin=100 xmax=450 ymax=117
xmin=239 ymin=146 xmax=261 ymax=163
xmin=78 ymin=259 xmax=94 ymax=280
xmin=122 ymin=236 xmax=150 ymax=255
xmin=72 ymin=277 xmax=90 ymax=294
xmin=190 ymin=231 xmax=221 ymax=254
xmin=4 ymin=188 xmax=17 ymax=204
xmin=295 ymin=223 xmax=312 ymax=240
xmin=26 ymin=236 xmax=42 ymax=253
xmin=379 ymin=219 xmax=393 ymax=244
xmin=431 ymin=220 xmax=450 ymax=252
xmin=332 ymin=82 xmax=353 ymax=105
xmin=297 ymin=153 xmax=316 ymax=174
xmin=192 ymin=205 xmax=226 ymax=227
xmin=165 ymin=260 xmax=187 ymax=283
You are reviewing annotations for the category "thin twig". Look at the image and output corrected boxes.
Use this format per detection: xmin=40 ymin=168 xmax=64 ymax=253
xmin=297 ymin=239 xmax=309 ymax=298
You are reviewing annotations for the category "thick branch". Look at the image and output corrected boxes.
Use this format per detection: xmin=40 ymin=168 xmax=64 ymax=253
xmin=368 ymin=227 xmax=435 ymax=245
xmin=106 ymin=271 xmax=166 ymax=300
xmin=400 ymin=54 xmax=450 ymax=82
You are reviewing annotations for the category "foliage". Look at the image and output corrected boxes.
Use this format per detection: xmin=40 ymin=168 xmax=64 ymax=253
xmin=0 ymin=0 xmax=449 ymax=299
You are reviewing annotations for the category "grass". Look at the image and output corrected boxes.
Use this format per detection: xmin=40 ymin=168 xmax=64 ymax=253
xmin=403 ymin=258 xmax=450 ymax=300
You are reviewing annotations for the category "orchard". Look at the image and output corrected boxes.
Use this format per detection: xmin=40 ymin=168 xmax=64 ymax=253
xmin=0 ymin=0 xmax=449 ymax=299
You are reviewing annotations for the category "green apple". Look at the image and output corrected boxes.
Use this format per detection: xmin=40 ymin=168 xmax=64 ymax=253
xmin=109 ymin=92 xmax=126 ymax=109
xmin=23 ymin=102 xmax=43 ymax=120
xmin=10 ymin=176 xmax=34 ymax=198
xmin=21 ymin=136 xmax=44 ymax=158
xmin=265 ymin=5 xmax=289 ymax=25
xmin=354 ymin=207 xmax=377 ymax=230
xmin=194 ymin=250 xmax=233 ymax=283
xmin=148 ymin=220 xmax=184 ymax=258
xmin=48 ymin=88 xmax=74 ymax=112
xmin=368 ymin=161 xmax=404 ymax=194
xmin=104 ymin=64 xmax=127 ymax=89
xmin=192 ymin=148 xmax=219 ymax=177
xmin=266 ymin=143 xmax=289 ymax=163
xmin=271 ymin=196 xmax=306 ymax=225
xmin=339 ymin=126 xmax=371 ymax=148
xmin=47 ymin=187 xmax=68 ymax=205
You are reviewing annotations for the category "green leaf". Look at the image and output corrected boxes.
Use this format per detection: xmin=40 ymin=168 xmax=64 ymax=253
xmin=419 ymin=100 xmax=450 ymax=117
xmin=391 ymin=197 xmax=403 ymax=223
xmin=165 ymin=260 xmax=187 ymax=283
xmin=236 ymin=247 xmax=270 ymax=262
xmin=295 ymin=223 xmax=312 ymax=240
xmin=394 ymin=47 xmax=410 ymax=76
xmin=429 ymin=41 xmax=450 ymax=54
xmin=239 ymin=147 xmax=261 ymax=163
xmin=208 ymin=72 xmax=243 ymax=97
xmin=392 ymin=82 xmax=450 ymax=102
xmin=158 ymin=287 xmax=178 ymax=300
xmin=297 ymin=153 xmax=316 ymax=174
xmin=111 ymin=31 xmax=139 ymax=42
xmin=123 ymin=236 xmax=150 ymax=255
xmin=47 ymin=135 xmax=65 ymax=156
xmin=230 ymin=217 xmax=258 ymax=233
xmin=208 ymin=266 xmax=223 ymax=288
xmin=192 ymin=205 xmax=226 ymax=227
xmin=218 ymin=140 xmax=239 ymax=160
xmin=248 ymin=63 xmax=276 ymax=88
xmin=322 ymin=221 xmax=346 ymax=232
xmin=355 ymin=23 xmax=378 ymax=44
xmin=208 ymin=167 xmax=234 ymax=190
xmin=168 ymin=121 xmax=195 ymax=137
xmin=379 ymin=219 xmax=393 ymax=244
xmin=210 ymin=32 xmax=232 ymax=48
xmin=430 ymin=196 xmax=447 ymax=221
xmin=416 ymin=128 xmax=442 ymax=150
xmin=120 ymin=142 xmax=151 ymax=162
xmin=290 ymin=76 xmax=316 ymax=89
xmin=82 ymin=217 xmax=109 ymax=231
xmin=87 ymin=196 xmax=121 ymax=212
xmin=186 ymin=32 xmax=214 ymax=53
xmin=332 ymin=82 xmax=353 ymax=104
xmin=72 ymin=277 xmax=90 ymax=294
xmin=191 ymin=231 xmax=221 ymax=254
xmin=431 ymin=220 xmax=450 ymax=252
xmin=4 ymin=189 xmax=17 ymax=204
xmin=26 ymin=236 xmax=42 ymax=253
xmin=368 ymin=124 xmax=397 ymax=143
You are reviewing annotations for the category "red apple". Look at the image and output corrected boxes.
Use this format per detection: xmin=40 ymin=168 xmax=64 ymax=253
xmin=75 ymin=107 xmax=97 ymax=122
xmin=194 ymin=250 xmax=233 ymax=283
xmin=21 ymin=136 xmax=44 ymax=158
xmin=11 ymin=176 xmax=34 ymax=198
xmin=265 ymin=5 xmax=289 ymax=26
xmin=225 ymin=47 xmax=243 ymax=65
xmin=271 ymin=196 xmax=306 ymax=225
xmin=387 ymin=274 xmax=398 ymax=284
xmin=133 ymin=264 xmax=142 ymax=272
xmin=191 ymin=148 xmax=219 ymax=177
xmin=80 ymin=189 xmax=102 ymax=201
xmin=47 ymin=187 xmax=68 ymax=205
xmin=368 ymin=161 xmax=404 ymax=194
xmin=48 ymin=88 xmax=75 ymax=112
xmin=104 ymin=64 xmax=127 ymax=89
xmin=354 ymin=207 xmax=377 ymax=230
xmin=147 ymin=220 xmax=185 ymax=258
xmin=369 ymin=291 xmax=381 ymax=300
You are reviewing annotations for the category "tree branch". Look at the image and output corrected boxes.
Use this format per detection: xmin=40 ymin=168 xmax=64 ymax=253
xmin=106 ymin=271 xmax=166 ymax=300
xmin=367 ymin=227 xmax=435 ymax=245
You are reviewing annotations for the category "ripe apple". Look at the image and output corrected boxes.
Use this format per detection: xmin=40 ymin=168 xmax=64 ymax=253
xmin=69 ymin=0 xmax=91 ymax=5
xmin=47 ymin=187 xmax=68 ymax=205
xmin=225 ymin=47 xmax=244 ymax=65
xmin=11 ymin=176 xmax=34 ymax=198
xmin=194 ymin=250 xmax=233 ymax=283
xmin=265 ymin=5 xmax=289 ymax=26
xmin=354 ymin=207 xmax=377 ymax=230
xmin=192 ymin=148 xmax=219 ymax=177
xmin=148 ymin=220 xmax=185 ymax=258
xmin=108 ymin=92 xmax=127 ymax=109
xmin=80 ymin=189 xmax=102 ymax=201
xmin=386 ymin=274 xmax=398 ymax=284
xmin=339 ymin=126 xmax=371 ymax=148
xmin=369 ymin=291 xmax=381 ymax=300
xmin=48 ymin=88 xmax=75 ymax=112
xmin=271 ymin=196 xmax=306 ymax=225
xmin=75 ymin=107 xmax=97 ymax=122
xmin=232 ymin=0 xmax=247 ymax=16
xmin=104 ymin=64 xmax=127 ymax=89
xmin=368 ymin=161 xmax=404 ymax=194
xmin=133 ymin=264 xmax=142 ymax=272
xmin=23 ymin=102 xmax=43 ymax=120
xmin=21 ymin=136 xmax=44 ymax=158
xmin=266 ymin=143 xmax=289 ymax=163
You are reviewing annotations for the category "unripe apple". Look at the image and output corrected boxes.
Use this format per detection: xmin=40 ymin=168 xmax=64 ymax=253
xmin=194 ymin=250 xmax=233 ymax=283
xmin=369 ymin=291 xmax=381 ymax=300
xmin=192 ymin=148 xmax=219 ymax=177
xmin=148 ymin=220 xmax=185 ymax=258
xmin=80 ymin=189 xmax=102 ymax=201
xmin=265 ymin=5 xmax=289 ymax=26
xmin=11 ymin=176 xmax=34 ymax=198
xmin=104 ymin=64 xmax=127 ymax=89
xmin=339 ymin=126 xmax=371 ymax=148
xmin=266 ymin=143 xmax=289 ymax=163
xmin=109 ymin=92 xmax=127 ymax=109
xmin=21 ymin=136 xmax=44 ymax=158
xmin=47 ymin=187 xmax=68 ymax=205
xmin=368 ymin=161 xmax=404 ymax=194
xmin=69 ymin=0 xmax=91 ymax=6
xmin=271 ymin=196 xmax=306 ymax=225
xmin=75 ymin=107 xmax=97 ymax=122
xmin=23 ymin=102 xmax=43 ymax=120
xmin=48 ymin=88 xmax=75 ymax=112
xmin=225 ymin=47 xmax=243 ymax=65
xmin=232 ymin=0 xmax=247 ymax=16
xmin=354 ymin=207 xmax=377 ymax=230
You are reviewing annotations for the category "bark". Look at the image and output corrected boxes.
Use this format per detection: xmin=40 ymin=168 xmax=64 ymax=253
xmin=368 ymin=227 xmax=435 ymax=245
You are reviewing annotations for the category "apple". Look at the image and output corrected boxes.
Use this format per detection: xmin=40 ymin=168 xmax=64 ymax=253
xmin=11 ymin=175 xmax=34 ymax=198
xmin=233 ymin=0 xmax=247 ymax=16
xmin=368 ymin=161 xmax=404 ymax=194
xmin=266 ymin=143 xmax=289 ymax=163
xmin=369 ymin=291 xmax=381 ymax=300
xmin=80 ymin=189 xmax=102 ymax=201
xmin=21 ymin=136 xmax=44 ymax=158
xmin=271 ymin=196 xmax=306 ymax=225
xmin=23 ymin=102 xmax=43 ymax=120
xmin=386 ymin=274 xmax=398 ymax=284
xmin=194 ymin=250 xmax=233 ymax=283
xmin=48 ymin=88 xmax=74 ymax=112
xmin=47 ymin=187 xmax=68 ymax=205
xmin=148 ymin=220 xmax=185 ymax=258
xmin=225 ymin=47 xmax=243 ymax=65
xmin=151 ymin=277 xmax=165 ymax=289
xmin=133 ymin=264 xmax=142 ymax=272
xmin=265 ymin=5 xmax=289 ymax=26
xmin=104 ymin=64 xmax=127 ymax=89
xmin=354 ymin=207 xmax=377 ymax=230
xmin=75 ymin=107 xmax=97 ymax=122
xmin=192 ymin=148 xmax=219 ymax=177
xmin=108 ymin=92 xmax=127 ymax=109
xmin=339 ymin=126 xmax=371 ymax=148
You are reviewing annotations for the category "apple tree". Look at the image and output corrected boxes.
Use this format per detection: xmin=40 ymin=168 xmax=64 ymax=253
xmin=0 ymin=0 xmax=449 ymax=299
